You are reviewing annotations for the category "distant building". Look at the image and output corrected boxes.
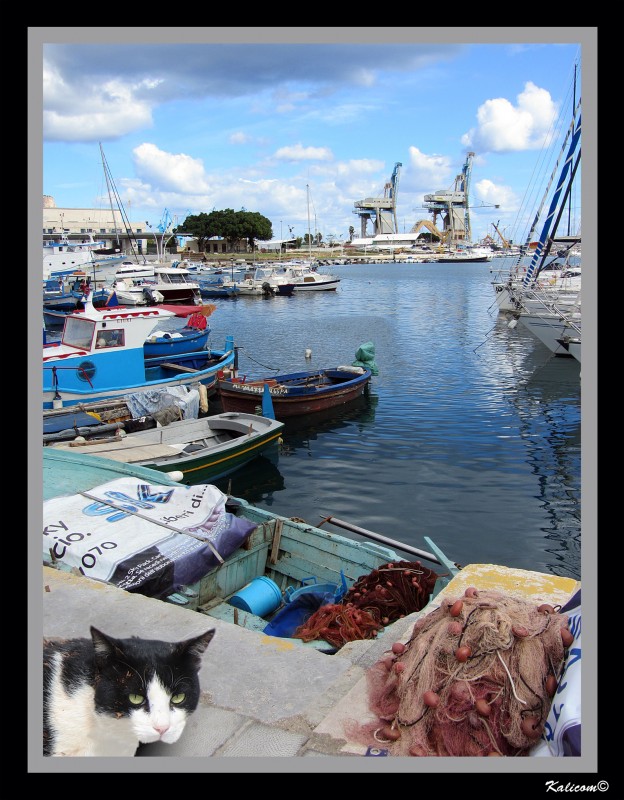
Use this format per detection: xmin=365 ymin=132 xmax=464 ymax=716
xmin=42 ymin=198 xmax=261 ymax=256
xmin=43 ymin=196 xmax=155 ymax=253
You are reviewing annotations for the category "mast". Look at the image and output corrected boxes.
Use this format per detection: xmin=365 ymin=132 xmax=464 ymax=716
xmin=100 ymin=143 xmax=121 ymax=248
xmin=523 ymin=102 xmax=581 ymax=286
xmin=307 ymin=184 xmax=312 ymax=259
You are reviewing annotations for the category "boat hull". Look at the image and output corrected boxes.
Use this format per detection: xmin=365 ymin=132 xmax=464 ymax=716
xmin=143 ymin=327 xmax=210 ymax=358
xmin=218 ymin=368 xmax=371 ymax=418
xmin=43 ymin=340 xmax=235 ymax=409
xmin=46 ymin=411 xmax=285 ymax=483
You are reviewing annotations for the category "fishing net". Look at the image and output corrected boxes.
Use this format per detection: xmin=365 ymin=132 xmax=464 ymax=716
xmin=351 ymin=589 xmax=571 ymax=757
xmin=293 ymin=561 xmax=439 ymax=649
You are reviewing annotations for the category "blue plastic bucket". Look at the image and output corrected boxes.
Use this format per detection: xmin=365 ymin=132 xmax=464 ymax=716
xmin=228 ymin=577 xmax=283 ymax=617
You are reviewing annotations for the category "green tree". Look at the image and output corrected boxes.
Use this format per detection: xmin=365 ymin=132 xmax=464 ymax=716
xmin=178 ymin=209 xmax=273 ymax=252
xmin=348 ymin=226 xmax=355 ymax=242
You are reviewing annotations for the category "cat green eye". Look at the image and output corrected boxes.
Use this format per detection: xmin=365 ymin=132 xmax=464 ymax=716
xmin=171 ymin=693 xmax=186 ymax=704
xmin=128 ymin=694 xmax=144 ymax=705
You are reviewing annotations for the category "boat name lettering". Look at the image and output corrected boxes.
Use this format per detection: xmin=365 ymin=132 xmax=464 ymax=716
xmin=240 ymin=385 xmax=287 ymax=395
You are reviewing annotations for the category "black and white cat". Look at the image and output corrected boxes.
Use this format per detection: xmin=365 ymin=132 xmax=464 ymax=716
xmin=43 ymin=626 xmax=215 ymax=757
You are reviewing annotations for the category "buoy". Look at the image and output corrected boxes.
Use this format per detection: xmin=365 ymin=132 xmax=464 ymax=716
xmin=305 ymin=348 xmax=312 ymax=359
xmin=167 ymin=470 xmax=184 ymax=482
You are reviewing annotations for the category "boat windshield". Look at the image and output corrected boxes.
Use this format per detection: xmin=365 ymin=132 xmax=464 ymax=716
xmin=62 ymin=316 xmax=96 ymax=350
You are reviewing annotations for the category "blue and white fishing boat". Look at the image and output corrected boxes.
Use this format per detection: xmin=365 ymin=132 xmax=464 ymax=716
xmin=42 ymin=291 xmax=235 ymax=409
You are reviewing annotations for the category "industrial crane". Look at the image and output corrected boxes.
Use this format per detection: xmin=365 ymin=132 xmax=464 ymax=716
xmin=353 ymin=162 xmax=402 ymax=237
xmin=492 ymin=221 xmax=510 ymax=249
xmin=421 ymin=152 xmax=475 ymax=244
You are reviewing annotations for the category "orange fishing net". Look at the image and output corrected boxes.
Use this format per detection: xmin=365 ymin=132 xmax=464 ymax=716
xmin=293 ymin=561 xmax=439 ymax=649
xmin=352 ymin=589 xmax=572 ymax=756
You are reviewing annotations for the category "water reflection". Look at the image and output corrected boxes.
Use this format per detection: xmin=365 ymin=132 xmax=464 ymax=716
xmin=45 ymin=260 xmax=582 ymax=580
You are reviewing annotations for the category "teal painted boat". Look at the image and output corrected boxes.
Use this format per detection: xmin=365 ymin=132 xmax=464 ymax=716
xmin=42 ymin=450 xmax=452 ymax=652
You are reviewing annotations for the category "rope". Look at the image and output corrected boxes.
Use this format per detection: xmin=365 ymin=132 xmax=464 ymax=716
xmin=235 ymin=346 xmax=281 ymax=372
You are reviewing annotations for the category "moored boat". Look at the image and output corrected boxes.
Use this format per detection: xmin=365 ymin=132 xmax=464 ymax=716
xmin=42 ymin=291 xmax=235 ymax=409
xmin=44 ymin=410 xmax=285 ymax=484
xmin=143 ymin=308 xmax=214 ymax=358
xmin=217 ymin=366 xmax=372 ymax=418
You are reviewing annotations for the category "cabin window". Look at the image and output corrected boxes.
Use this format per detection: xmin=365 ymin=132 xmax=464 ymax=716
xmin=95 ymin=328 xmax=124 ymax=349
xmin=63 ymin=317 xmax=96 ymax=350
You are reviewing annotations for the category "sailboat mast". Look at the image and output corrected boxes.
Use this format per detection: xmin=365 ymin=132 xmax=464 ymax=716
xmin=100 ymin=143 xmax=121 ymax=248
xmin=307 ymin=184 xmax=312 ymax=259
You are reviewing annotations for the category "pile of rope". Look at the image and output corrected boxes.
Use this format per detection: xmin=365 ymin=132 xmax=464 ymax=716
xmin=293 ymin=561 xmax=439 ymax=649
xmin=354 ymin=589 xmax=572 ymax=757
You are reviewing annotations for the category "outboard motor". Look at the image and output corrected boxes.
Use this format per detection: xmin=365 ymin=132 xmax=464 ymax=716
xmin=261 ymin=281 xmax=274 ymax=296
xmin=143 ymin=287 xmax=165 ymax=305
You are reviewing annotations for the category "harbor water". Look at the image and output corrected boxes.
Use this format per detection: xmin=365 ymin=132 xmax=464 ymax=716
xmin=45 ymin=258 xmax=584 ymax=580
xmin=202 ymin=259 xmax=583 ymax=581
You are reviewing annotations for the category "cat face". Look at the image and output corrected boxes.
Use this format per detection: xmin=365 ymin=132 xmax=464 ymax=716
xmin=44 ymin=626 xmax=215 ymax=756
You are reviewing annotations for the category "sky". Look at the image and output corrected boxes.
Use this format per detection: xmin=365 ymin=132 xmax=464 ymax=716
xmin=34 ymin=29 xmax=594 ymax=246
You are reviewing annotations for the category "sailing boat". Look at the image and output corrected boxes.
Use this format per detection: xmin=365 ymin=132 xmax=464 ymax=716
xmin=271 ymin=185 xmax=341 ymax=291
xmin=492 ymin=73 xmax=582 ymax=361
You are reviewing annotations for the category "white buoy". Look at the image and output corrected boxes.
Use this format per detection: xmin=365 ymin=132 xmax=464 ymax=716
xmin=305 ymin=348 xmax=312 ymax=359
xmin=167 ymin=470 xmax=184 ymax=482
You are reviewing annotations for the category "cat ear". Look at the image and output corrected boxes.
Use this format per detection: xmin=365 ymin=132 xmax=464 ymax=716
xmin=89 ymin=626 xmax=118 ymax=658
xmin=179 ymin=629 xmax=216 ymax=663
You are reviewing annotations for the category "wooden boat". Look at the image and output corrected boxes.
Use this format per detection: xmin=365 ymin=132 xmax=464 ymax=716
xmin=44 ymin=410 xmax=285 ymax=484
xmin=42 ymin=449 xmax=447 ymax=652
xmin=41 ymin=450 xmax=581 ymax=755
xmin=217 ymin=366 xmax=372 ymax=418
xmin=143 ymin=309 xmax=213 ymax=358
xmin=42 ymin=291 xmax=235 ymax=409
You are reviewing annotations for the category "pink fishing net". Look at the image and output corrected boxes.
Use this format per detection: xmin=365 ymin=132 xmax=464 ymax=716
xmin=350 ymin=589 xmax=572 ymax=757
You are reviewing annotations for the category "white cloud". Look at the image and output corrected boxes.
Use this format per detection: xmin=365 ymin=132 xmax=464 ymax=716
xmin=461 ymin=81 xmax=559 ymax=153
xmin=132 ymin=144 xmax=211 ymax=194
xmin=229 ymin=131 xmax=252 ymax=145
xmin=406 ymin=147 xmax=453 ymax=193
xmin=43 ymin=61 xmax=156 ymax=141
xmin=273 ymin=143 xmax=333 ymax=162
xmin=473 ymin=179 xmax=518 ymax=212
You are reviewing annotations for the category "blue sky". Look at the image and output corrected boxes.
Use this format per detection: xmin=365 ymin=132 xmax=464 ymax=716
xmin=35 ymin=29 xmax=593 ymax=246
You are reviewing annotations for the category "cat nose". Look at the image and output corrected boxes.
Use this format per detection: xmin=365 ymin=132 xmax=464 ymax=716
xmin=154 ymin=724 xmax=170 ymax=735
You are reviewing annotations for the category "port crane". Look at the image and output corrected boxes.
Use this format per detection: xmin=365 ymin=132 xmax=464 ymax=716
xmin=421 ymin=152 xmax=475 ymax=244
xmin=492 ymin=220 xmax=511 ymax=249
xmin=353 ymin=162 xmax=402 ymax=237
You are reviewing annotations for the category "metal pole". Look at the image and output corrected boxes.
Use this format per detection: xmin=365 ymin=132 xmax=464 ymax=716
xmin=318 ymin=514 xmax=441 ymax=566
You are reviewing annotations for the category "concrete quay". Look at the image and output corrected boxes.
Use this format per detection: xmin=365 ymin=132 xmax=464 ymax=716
xmin=33 ymin=563 xmax=579 ymax=773
xmin=34 ymin=566 xmax=424 ymax=772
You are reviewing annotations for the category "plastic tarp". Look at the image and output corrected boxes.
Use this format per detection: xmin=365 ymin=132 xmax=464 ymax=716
xmin=124 ymin=385 xmax=200 ymax=421
xmin=43 ymin=478 xmax=257 ymax=600
xmin=530 ymin=589 xmax=582 ymax=757
xmin=352 ymin=341 xmax=379 ymax=375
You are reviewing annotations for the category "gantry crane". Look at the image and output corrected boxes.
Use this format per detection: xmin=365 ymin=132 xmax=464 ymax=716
xmin=421 ymin=152 xmax=475 ymax=244
xmin=353 ymin=162 xmax=402 ymax=237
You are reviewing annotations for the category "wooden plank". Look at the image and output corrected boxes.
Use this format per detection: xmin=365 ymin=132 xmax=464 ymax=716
xmin=269 ymin=518 xmax=283 ymax=564
xmin=158 ymin=361 xmax=201 ymax=373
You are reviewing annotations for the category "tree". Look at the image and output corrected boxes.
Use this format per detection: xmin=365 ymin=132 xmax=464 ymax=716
xmin=178 ymin=210 xmax=273 ymax=252
xmin=349 ymin=226 xmax=355 ymax=242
